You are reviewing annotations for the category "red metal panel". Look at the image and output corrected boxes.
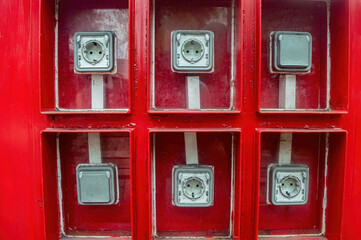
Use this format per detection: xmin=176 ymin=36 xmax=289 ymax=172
xmin=1 ymin=0 xmax=361 ymax=239
xmin=342 ymin=0 xmax=361 ymax=239
xmin=0 ymin=0 xmax=43 ymax=240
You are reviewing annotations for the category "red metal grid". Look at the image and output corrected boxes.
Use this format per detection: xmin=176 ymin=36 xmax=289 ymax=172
xmin=1 ymin=0 xmax=361 ymax=240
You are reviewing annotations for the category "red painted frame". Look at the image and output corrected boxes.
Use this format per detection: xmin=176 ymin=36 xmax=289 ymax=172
xmin=2 ymin=0 xmax=361 ymax=239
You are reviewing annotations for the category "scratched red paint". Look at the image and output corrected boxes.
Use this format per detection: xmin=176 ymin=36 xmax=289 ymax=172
xmin=1 ymin=0 xmax=360 ymax=239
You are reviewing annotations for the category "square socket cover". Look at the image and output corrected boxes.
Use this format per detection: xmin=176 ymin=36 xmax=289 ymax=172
xmin=171 ymin=30 xmax=214 ymax=73
xmin=172 ymin=165 xmax=214 ymax=207
xmin=76 ymin=163 xmax=119 ymax=205
xmin=267 ymin=164 xmax=309 ymax=205
xmin=74 ymin=31 xmax=115 ymax=73
xmin=271 ymin=31 xmax=312 ymax=73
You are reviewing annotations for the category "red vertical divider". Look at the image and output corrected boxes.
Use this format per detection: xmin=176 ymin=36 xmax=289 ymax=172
xmin=239 ymin=0 xmax=259 ymax=238
xmin=341 ymin=0 xmax=361 ymax=238
xmin=133 ymin=0 xmax=152 ymax=238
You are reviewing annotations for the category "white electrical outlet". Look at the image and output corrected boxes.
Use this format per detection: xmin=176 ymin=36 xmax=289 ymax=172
xmin=76 ymin=163 xmax=119 ymax=205
xmin=171 ymin=30 xmax=214 ymax=73
xmin=74 ymin=31 xmax=116 ymax=73
xmin=172 ymin=165 xmax=214 ymax=207
xmin=270 ymin=31 xmax=312 ymax=74
xmin=267 ymin=164 xmax=309 ymax=205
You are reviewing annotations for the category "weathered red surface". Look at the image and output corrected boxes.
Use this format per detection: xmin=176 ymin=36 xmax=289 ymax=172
xmin=0 ymin=0 xmax=360 ymax=239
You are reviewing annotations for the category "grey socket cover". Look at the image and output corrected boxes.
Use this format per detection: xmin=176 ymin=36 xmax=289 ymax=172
xmin=171 ymin=30 xmax=214 ymax=73
xmin=172 ymin=165 xmax=214 ymax=207
xmin=267 ymin=164 xmax=309 ymax=205
xmin=74 ymin=31 xmax=115 ymax=73
xmin=271 ymin=31 xmax=312 ymax=73
xmin=76 ymin=163 xmax=119 ymax=205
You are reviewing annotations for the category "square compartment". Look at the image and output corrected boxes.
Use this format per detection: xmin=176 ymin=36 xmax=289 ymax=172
xmin=149 ymin=0 xmax=242 ymax=113
xmin=40 ymin=0 xmax=131 ymax=113
xmin=150 ymin=129 xmax=241 ymax=238
xmin=257 ymin=129 xmax=347 ymax=237
xmin=41 ymin=129 xmax=132 ymax=237
xmin=257 ymin=0 xmax=349 ymax=113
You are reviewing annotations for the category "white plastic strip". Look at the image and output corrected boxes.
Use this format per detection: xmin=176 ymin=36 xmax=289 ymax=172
xmin=184 ymin=132 xmax=199 ymax=165
xmin=321 ymin=133 xmax=330 ymax=234
xmin=91 ymin=74 xmax=104 ymax=109
xmin=88 ymin=133 xmax=102 ymax=164
xmin=186 ymin=76 xmax=201 ymax=110
xmin=56 ymin=134 xmax=65 ymax=236
xmin=279 ymin=74 xmax=296 ymax=109
xmin=278 ymin=132 xmax=292 ymax=164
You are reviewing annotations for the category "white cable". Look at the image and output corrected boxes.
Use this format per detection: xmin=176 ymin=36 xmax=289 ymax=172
xmin=88 ymin=133 xmax=102 ymax=164
xmin=279 ymin=74 xmax=296 ymax=109
xmin=184 ymin=132 xmax=199 ymax=165
xmin=91 ymin=74 xmax=104 ymax=109
xmin=278 ymin=132 xmax=292 ymax=164
xmin=186 ymin=76 xmax=201 ymax=110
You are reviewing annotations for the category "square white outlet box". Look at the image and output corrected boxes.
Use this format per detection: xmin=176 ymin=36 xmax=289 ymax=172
xmin=74 ymin=31 xmax=116 ymax=73
xmin=76 ymin=163 xmax=119 ymax=205
xmin=171 ymin=30 xmax=214 ymax=73
xmin=267 ymin=164 xmax=309 ymax=205
xmin=172 ymin=165 xmax=214 ymax=207
xmin=270 ymin=31 xmax=312 ymax=74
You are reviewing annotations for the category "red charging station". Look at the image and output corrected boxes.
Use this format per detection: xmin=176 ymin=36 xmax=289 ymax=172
xmin=0 ymin=0 xmax=360 ymax=239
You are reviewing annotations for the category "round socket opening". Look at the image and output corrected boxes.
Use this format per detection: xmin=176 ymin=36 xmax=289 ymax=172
xmin=182 ymin=177 xmax=205 ymax=200
xmin=82 ymin=40 xmax=105 ymax=64
xmin=181 ymin=39 xmax=204 ymax=63
xmin=279 ymin=176 xmax=301 ymax=198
